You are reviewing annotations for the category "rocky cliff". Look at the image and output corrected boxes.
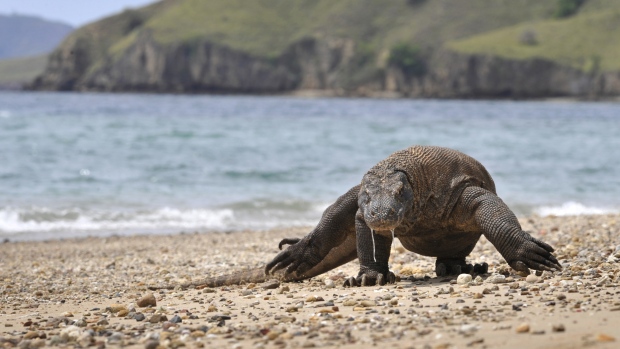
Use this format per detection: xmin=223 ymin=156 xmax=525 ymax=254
xmin=29 ymin=0 xmax=620 ymax=99
xmin=387 ymin=50 xmax=620 ymax=99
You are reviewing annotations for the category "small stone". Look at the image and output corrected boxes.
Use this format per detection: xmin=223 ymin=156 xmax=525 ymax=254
xmin=552 ymin=324 xmax=565 ymax=332
xmin=324 ymin=279 xmax=335 ymax=289
xmin=515 ymin=323 xmax=530 ymax=333
xmin=148 ymin=314 xmax=167 ymax=323
xmin=107 ymin=304 xmax=127 ymax=314
xmin=597 ymin=333 xmax=615 ymax=342
xmin=343 ymin=299 xmax=358 ymax=307
xmin=360 ymin=300 xmax=376 ymax=307
xmin=487 ymin=274 xmax=506 ymax=284
xmin=473 ymin=293 xmax=483 ymax=299
xmin=279 ymin=332 xmax=294 ymax=340
xmin=137 ymin=293 xmax=157 ymax=307
xmin=596 ymin=276 xmax=611 ymax=287
xmin=96 ymin=319 xmax=109 ymax=326
xmin=274 ymin=315 xmax=296 ymax=323
xmin=134 ymin=313 xmax=146 ymax=322
xmin=525 ymin=275 xmax=539 ymax=284
xmin=191 ymin=330 xmax=205 ymax=338
xmin=170 ymin=315 xmax=182 ymax=324
xmin=457 ymin=274 xmax=472 ymax=285
xmin=23 ymin=331 xmax=40 ymax=339
xmin=117 ymin=309 xmax=129 ymax=317
xmin=207 ymin=305 xmax=217 ymax=312
xmin=144 ymin=340 xmax=159 ymax=349
xmin=261 ymin=280 xmax=280 ymax=290
xmin=285 ymin=307 xmax=298 ymax=313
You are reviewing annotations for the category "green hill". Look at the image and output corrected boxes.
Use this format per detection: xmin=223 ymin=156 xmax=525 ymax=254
xmin=0 ymin=55 xmax=47 ymax=88
xmin=30 ymin=0 xmax=620 ymax=98
xmin=449 ymin=9 xmax=620 ymax=72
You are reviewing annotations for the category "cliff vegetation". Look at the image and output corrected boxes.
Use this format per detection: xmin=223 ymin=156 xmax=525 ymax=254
xmin=30 ymin=0 xmax=620 ymax=98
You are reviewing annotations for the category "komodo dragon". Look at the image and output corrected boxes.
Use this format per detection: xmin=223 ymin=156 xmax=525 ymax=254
xmin=149 ymin=145 xmax=561 ymax=290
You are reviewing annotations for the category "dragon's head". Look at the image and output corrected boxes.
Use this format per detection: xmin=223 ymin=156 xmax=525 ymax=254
xmin=358 ymin=169 xmax=414 ymax=231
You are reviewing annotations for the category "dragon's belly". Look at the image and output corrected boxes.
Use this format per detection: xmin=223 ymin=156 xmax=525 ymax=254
xmin=397 ymin=229 xmax=482 ymax=258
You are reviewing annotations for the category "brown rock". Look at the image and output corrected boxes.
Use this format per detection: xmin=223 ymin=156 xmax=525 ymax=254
xmin=137 ymin=293 xmax=157 ymax=308
xmin=107 ymin=304 xmax=127 ymax=314
xmin=261 ymin=280 xmax=280 ymax=290
xmin=552 ymin=324 xmax=565 ymax=332
xmin=516 ymin=323 xmax=530 ymax=333
xmin=597 ymin=333 xmax=616 ymax=342
xmin=23 ymin=331 xmax=40 ymax=339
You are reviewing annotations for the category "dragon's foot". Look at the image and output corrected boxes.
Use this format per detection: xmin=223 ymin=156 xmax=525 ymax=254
xmin=435 ymin=258 xmax=488 ymax=277
xmin=343 ymin=271 xmax=397 ymax=287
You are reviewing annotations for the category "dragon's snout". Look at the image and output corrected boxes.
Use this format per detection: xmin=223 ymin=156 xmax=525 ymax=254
xmin=363 ymin=199 xmax=404 ymax=230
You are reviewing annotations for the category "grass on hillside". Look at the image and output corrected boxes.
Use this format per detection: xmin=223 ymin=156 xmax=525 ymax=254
xmin=448 ymin=10 xmax=620 ymax=72
xmin=0 ymin=55 xmax=47 ymax=85
xmin=135 ymin=0 xmax=556 ymax=59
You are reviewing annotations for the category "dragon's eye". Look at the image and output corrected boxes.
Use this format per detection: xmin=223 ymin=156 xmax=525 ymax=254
xmin=391 ymin=181 xmax=403 ymax=194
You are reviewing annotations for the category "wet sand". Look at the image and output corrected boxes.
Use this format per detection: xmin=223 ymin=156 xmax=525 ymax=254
xmin=1 ymin=214 xmax=620 ymax=349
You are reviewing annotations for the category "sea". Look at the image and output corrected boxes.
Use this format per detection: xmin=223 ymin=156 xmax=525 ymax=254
xmin=0 ymin=92 xmax=619 ymax=241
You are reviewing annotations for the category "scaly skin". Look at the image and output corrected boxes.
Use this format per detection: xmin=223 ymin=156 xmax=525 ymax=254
xmin=150 ymin=145 xmax=561 ymax=289
xmin=266 ymin=145 xmax=561 ymax=286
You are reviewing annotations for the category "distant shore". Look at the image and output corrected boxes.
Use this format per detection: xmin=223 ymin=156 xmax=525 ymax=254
xmin=3 ymin=88 xmax=620 ymax=103
xmin=1 ymin=214 xmax=619 ymax=348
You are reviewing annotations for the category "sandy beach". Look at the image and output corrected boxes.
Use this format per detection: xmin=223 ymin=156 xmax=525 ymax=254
xmin=1 ymin=214 xmax=620 ymax=349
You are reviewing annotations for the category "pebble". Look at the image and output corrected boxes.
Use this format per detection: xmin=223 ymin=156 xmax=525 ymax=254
xmin=525 ymin=275 xmax=539 ymax=283
xmin=134 ymin=313 xmax=146 ymax=322
xmin=360 ymin=300 xmax=376 ymax=307
xmin=261 ymin=280 xmax=280 ymax=289
xmin=137 ymin=293 xmax=157 ymax=307
xmin=148 ymin=314 xmax=167 ymax=323
xmin=144 ymin=340 xmax=159 ymax=349
xmin=515 ymin=323 xmax=530 ymax=333
xmin=23 ymin=331 xmax=39 ymax=340
xmin=552 ymin=324 xmax=565 ymax=332
xmin=169 ymin=315 xmax=182 ymax=324
xmin=343 ymin=299 xmax=358 ymax=306
xmin=106 ymin=304 xmax=127 ymax=313
xmin=487 ymin=274 xmax=506 ymax=284
xmin=457 ymin=274 xmax=472 ymax=285
xmin=597 ymin=333 xmax=616 ymax=342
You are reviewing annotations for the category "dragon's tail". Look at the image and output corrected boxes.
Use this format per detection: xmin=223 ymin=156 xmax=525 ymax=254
xmin=147 ymin=267 xmax=272 ymax=290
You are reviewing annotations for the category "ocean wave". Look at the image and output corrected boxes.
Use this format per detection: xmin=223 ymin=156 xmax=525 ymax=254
xmin=535 ymin=201 xmax=618 ymax=217
xmin=0 ymin=203 xmax=326 ymax=238
xmin=0 ymin=207 xmax=235 ymax=234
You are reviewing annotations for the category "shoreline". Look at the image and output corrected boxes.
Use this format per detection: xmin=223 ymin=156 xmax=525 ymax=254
xmin=1 ymin=214 xmax=619 ymax=348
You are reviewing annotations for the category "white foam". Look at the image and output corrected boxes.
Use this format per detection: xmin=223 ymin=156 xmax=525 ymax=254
xmin=535 ymin=201 xmax=617 ymax=217
xmin=0 ymin=207 xmax=235 ymax=234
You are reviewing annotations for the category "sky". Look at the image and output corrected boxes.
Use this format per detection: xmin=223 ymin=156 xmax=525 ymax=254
xmin=0 ymin=0 xmax=156 ymax=27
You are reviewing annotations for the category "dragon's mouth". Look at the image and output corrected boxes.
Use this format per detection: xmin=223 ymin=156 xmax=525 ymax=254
xmin=363 ymin=210 xmax=404 ymax=231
